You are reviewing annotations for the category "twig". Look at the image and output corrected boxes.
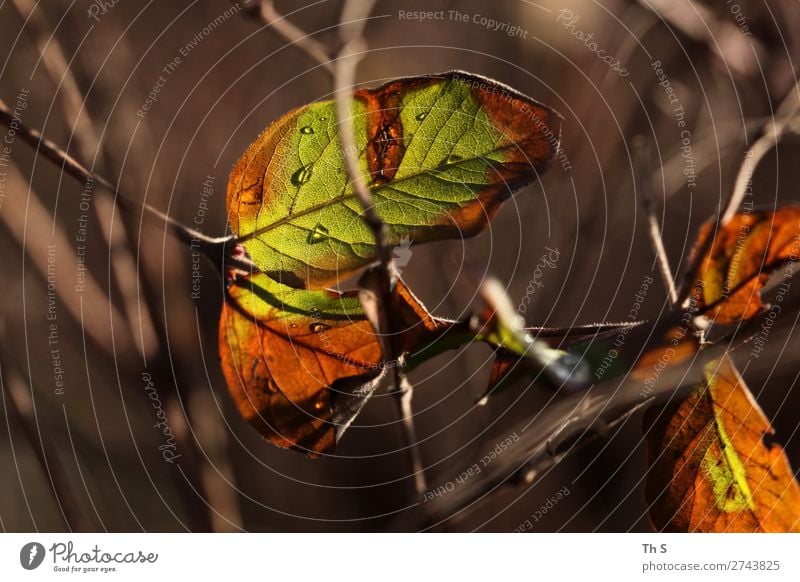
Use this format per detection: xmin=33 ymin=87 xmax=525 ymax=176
xmin=333 ymin=0 xmax=427 ymax=497
xmin=721 ymin=82 xmax=800 ymax=223
xmin=242 ymin=0 xmax=335 ymax=73
xmin=660 ymin=117 xmax=768 ymax=202
xmin=423 ymin=276 xmax=800 ymax=526
xmin=0 ymin=98 xmax=253 ymax=273
xmin=11 ymin=0 xmax=159 ymax=358
xmin=633 ymin=136 xmax=678 ymax=304
xmin=527 ymin=321 xmax=645 ymax=338
xmin=676 ymin=79 xmax=800 ymax=305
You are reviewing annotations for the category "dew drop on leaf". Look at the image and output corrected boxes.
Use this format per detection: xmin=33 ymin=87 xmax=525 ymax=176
xmin=309 ymin=322 xmax=331 ymax=333
xmin=307 ymin=223 xmax=329 ymax=244
xmin=291 ymin=163 xmax=313 ymax=186
xmin=300 ymin=126 xmax=314 ymax=135
xmin=415 ymin=111 xmax=428 ymax=121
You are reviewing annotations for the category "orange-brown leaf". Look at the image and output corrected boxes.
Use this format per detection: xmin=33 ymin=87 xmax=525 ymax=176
xmin=219 ymin=272 xmax=445 ymax=455
xmin=689 ymin=207 xmax=800 ymax=324
xmin=645 ymin=354 xmax=800 ymax=532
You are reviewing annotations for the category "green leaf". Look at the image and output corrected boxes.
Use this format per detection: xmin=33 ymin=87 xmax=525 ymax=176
xmin=227 ymin=71 xmax=561 ymax=288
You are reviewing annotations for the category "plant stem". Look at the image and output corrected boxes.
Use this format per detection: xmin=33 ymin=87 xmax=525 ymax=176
xmin=0 ymin=97 xmax=255 ymax=274
xmin=633 ymin=136 xmax=678 ymax=304
xmin=332 ymin=0 xmax=427 ymax=497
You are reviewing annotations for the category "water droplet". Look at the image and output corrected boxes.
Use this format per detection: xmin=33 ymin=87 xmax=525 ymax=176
xmin=476 ymin=395 xmax=489 ymax=407
xmin=300 ymin=125 xmax=314 ymax=134
xmin=310 ymin=322 xmax=331 ymax=333
xmin=307 ymin=223 xmax=329 ymax=244
xmin=415 ymin=111 xmax=428 ymax=121
xmin=314 ymin=396 xmax=325 ymax=410
xmin=291 ymin=163 xmax=313 ymax=186
xmin=320 ymin=116 xmax=327 ymax=121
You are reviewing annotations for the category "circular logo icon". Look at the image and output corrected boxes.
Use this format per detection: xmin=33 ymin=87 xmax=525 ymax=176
xmin=20 ymin=542 xmax=45 ymax=570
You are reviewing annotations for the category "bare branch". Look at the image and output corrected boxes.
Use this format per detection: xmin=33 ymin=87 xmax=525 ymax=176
xmin=633 ymin=136 xmax=678 ymax=304
xmin=11 ymin=0 xmax=160 ymax=358
xmin=676 ymin=80 xmax=800 ymax=305
xmin=527 ymin=321 xmax=645 ymax=338
xmin=333 ymin=0 xmax=427 ymax=497
xmin=0 ymin=98 xmax=256 ymax=273
xmin=637 ymin=0 xmax=763 ymax=77
xmin=721 ymin=83 xmax=800 ymax=223
xmin=244 ymin=0 xmax=335 ymax=74
xmin=423 ymin=267 xmax=800 ymax=526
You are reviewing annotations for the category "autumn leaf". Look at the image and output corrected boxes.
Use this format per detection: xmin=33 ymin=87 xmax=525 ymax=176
xmin=227 ymin=71 xmax=561 ymax=288
xmin=689 ymin=206 xmax=800 ymax=324
xmin=219 ymin=270 xmax=449 ymax=455
xmin=645 ymin=354 xmax=800 ymax=532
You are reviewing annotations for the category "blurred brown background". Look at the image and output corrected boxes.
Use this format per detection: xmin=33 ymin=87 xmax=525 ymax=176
xmin=2 ymin=0 xmax=800 ymax=532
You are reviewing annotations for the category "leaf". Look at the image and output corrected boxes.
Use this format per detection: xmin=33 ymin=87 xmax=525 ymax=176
xmin=645 ymin=354 xmax=800 ymax=532
xmin=689 ymin=206 xmax=800 ymax=324
xmin=227 ymin=71 xmax=561 ymax=288
xmin=218 ymin=271 xmax=445 ymax=455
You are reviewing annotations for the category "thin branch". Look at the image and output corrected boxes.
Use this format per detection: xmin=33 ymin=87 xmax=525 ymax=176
xmin=11 ymin=0 xmax=159 ymax=358
xmin=633 ymin=136 xmax=678 ymax=304
xmin=242 ymin=0 xmax=335 ymax=74
xmin=396 ymin=375 xmax=426 ymax=495
xmin=527 ymin=320 xmax=645 ymax=338
xmin=677 ymin=79 xmax=800 ymax=305
xmin=423 ymin=278 xmax=800 ymax=526
xmin=0 ymin=98 xmax=255 ymax=273
xmin=721 ymin=82 xmax=800 ymax=223
xmin=333 ymin=0 xmax=427 ymax=497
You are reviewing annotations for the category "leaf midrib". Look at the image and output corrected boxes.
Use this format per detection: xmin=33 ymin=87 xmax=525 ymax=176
xmin=237 ymin=136 xmax=541 ymax=244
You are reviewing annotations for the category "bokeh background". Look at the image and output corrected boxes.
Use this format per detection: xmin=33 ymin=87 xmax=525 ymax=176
xmin=2 ymin=0 xmax=800 ymax=532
